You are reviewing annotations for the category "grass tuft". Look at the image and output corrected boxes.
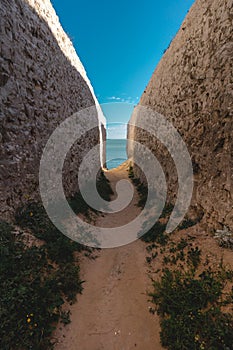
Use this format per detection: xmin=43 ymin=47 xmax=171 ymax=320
xmin=151 ymin=265 xmax=233 ymax=350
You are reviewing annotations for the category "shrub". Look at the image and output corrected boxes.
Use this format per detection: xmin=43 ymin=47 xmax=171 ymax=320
xmin=1 ymin=199 xmax=88 ymax=349
xmin=178 ymin=215 xmax=203 ymax=230
xmin=187 ymin=247 xmax=201 ymax=269
xmin=128 ymin=164 xmax=148 ymax=208
xmin=141 ymin=221 xmax=168 ymax=245
xmin=0 ymin=222 xmax=65 ymax=349
xmin=15 ymin=202 xmax=91 ymax=264
xmin=150 ymin=265 xmax=233 ymax=350
xmin=136 ymin=182 xmax=148 ymax=208
xmin=69 ymin=170 xmax=113 ymax=214
xmin=96 ymin=169 xmax=114 ymax=201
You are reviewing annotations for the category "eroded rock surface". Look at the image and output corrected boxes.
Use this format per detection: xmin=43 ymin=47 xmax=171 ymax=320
xmin=128 ymin=0 xmax=233 ymax=231
xmin=0 ymin=0 xmax=105 ymax=219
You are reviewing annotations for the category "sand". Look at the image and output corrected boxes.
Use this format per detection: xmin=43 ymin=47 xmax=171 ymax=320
xmin=54 ymin=163 xmax=163 ymax=350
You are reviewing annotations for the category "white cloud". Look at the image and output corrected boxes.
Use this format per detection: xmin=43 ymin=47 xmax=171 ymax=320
xmin=107 ymin=96 xmax=120 ymax=100
xmin=104 ymin=95 xmax=139 ymax=105
xmin=106 ymin=96 xmax=129 ymax=102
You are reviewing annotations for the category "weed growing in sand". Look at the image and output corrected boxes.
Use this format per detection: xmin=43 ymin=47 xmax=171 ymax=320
xmin=1 ymin=196 xmax=95 ymax=350
xmin=0 ymin=220 xmax=84 ymax=349
xmin=147 ymin=237 xmax=233 ymax=350
xmin=150 ymin=264 xmax=233 ymax=350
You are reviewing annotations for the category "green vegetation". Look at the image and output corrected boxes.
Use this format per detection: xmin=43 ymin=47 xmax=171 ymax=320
xmin=128 ymin=164 xmax=134 ymax=179
xmin=68 ymin=191 xmax=90 ymax=217
xmin=129 ymin=165 xmax=178 ymax=245
xmin=141 ymin=221 xmax=169 ymax=245
xmin=139 ymin=202 xmax=174 ymax=245
xmin=187 ymin=246 xmax=201 ymax=269
xmin=178 ymin=217 xmax=203 ymax=230
xmin=96 ymin=169 xmax=114 ymax=201
xmin=136 ymin=170 xmax=233 ymax=350
xmin=69 ymin=170 xmax=113 ymax=216
xmin=0 ymin=220 xmax=84 ymax=350
xmin=136 ymin=182 xmax=148 ymax=208
xmin=128 ymin=164 xmax=148 ymax=208
xmin=146 ymin=235 xmax=233 ymax=350
xmin=130 ymin=164 xmax=233 ymax=349
xmin=1 ymin=170 xmax=113 ymax=349
xmin=15 ymin=202 xmax=92 ymax=263
xmin=129 ymin=161 xmax=203 ymax=246
xmin=150 ymin=265 xmax=233 ymax=350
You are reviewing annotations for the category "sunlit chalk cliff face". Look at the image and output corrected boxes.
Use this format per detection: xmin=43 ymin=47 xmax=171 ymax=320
xmin=128 ymin=0 xmax=233 ymax=231
xmin=0 ymin=0 xmax=106 ymax=219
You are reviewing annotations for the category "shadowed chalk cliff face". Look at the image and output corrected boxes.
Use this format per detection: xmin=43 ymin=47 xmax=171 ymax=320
xmin=128 ymin=0 xmax=233 ymax=231
xmin=0 ymin=0 xmax=105 ymax=220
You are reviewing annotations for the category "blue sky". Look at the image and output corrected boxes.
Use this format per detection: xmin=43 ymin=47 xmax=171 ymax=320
xmin=51 ymin=0 xmax=194 ymax=136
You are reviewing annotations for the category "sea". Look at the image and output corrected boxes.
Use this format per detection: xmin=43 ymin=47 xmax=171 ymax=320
xmin=106 ymin=139 xmax=127 ymax=169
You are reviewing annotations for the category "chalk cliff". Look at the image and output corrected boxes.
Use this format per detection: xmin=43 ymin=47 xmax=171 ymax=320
xmin=128 ymin=0 xmax=233 ymax=231
xmin=0 ymin=0 xmax=105 ymax=219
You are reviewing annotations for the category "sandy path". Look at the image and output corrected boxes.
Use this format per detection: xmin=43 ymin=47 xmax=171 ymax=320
xmin=54 ymin=163 xmax=163 ymax=350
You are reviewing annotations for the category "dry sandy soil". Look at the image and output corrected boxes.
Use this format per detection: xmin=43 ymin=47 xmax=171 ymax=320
xmin=54 ymin=162 xmax=233 ymax=350
xmin=54 ymin=163 xmax=163 ymax=350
